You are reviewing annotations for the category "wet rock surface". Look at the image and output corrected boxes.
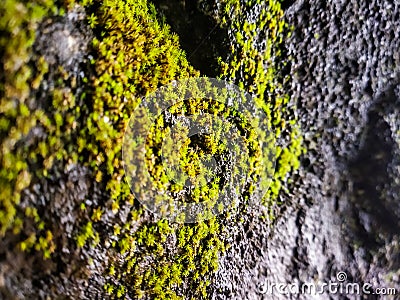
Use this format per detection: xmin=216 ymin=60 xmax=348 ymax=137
xmin=210 ymin=0 xmax=400 ymax=299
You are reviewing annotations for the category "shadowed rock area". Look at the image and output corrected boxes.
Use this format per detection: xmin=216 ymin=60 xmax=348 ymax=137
xmin=152 ymin=0 xmax=229 ymax=77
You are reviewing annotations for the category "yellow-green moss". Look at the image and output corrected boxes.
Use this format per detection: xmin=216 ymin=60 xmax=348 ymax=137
xmin=80 ymin=1 xmax=227 ymax=298
xmin=0 ymin=0 xmax=65 ymax=257
xmin=217 ymin=0 xmax=305 ymax=211
xmin=80 ymin=0 xmax=198 ymax=207
xmin=0 ymin=0 xmax=303 ymax=299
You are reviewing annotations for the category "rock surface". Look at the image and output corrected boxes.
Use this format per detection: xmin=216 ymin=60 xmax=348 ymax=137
xmin=1 ymin=0 xmax=400 ymax=299
xmin=210 ymin=0 xmax=400 ymax=299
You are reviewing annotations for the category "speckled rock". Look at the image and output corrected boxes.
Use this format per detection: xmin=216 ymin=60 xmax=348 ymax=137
xmin=210 ymin=0 xmax=400 ymax=299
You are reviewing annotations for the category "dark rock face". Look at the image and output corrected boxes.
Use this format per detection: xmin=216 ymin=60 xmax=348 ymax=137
xmin=210 ymin=0 xmax=400 ymax=299
xmin=34 ymin=7 xmax=91 ymax=74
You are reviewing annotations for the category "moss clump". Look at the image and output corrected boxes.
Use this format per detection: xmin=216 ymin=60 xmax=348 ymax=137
xmin=106 ymin=218 xmax=225 ymax=299
xmin=216 ymin=0 xmax=305 ymax=211
xmin=1 ymin=0 xmax=303 ymax=298
xmin=82 ymin=0 xmax=303 ymax=297
xmin=81 ymin=1 xmax=227 ymax=298
xmin=0 ymin=0 xmax=67 ymax=258
xmin=124 ymin=79 xmax=275 ymax=223
xmin=80 ymin=0 xmax=198 ymax=207
xmin=0 ymin=0 xmax=222 ymax=297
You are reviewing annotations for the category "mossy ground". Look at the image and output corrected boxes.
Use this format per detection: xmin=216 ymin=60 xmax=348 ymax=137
xmin=0 ymin=0 xmax=304 ymax=298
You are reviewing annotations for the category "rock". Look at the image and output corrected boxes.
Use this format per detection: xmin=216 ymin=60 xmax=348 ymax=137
xmin=210 ymin=0 xmax=400 ymax=299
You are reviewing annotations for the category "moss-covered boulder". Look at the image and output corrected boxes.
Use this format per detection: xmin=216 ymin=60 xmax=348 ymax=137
xmin=0 ymin=0 xmax=302 ymax=298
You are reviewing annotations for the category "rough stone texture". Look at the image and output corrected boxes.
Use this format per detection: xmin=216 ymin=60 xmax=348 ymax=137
xmin=0 ymin=8 xmax=104 ymax=299
xmin=35 ymin=7 xmax=91 ymax=74
xmin=210 ymin=0 xmax=400 ymax=299
xmin=2 ymin=0 xmax=400 ymax=299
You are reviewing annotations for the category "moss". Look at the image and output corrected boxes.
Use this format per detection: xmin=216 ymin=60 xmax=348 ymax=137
xmin=76 ymin=221 xmax=99 ymax=248
xmin=79 ymin=0 xmax=198 ymax=209
xmin=216 ymin=0 xmax=305 ymax=211
xmin=0 ymin=0 xmax=64 ymax=257
xmin=91 ymin=0 xmax=305 ymax=295
xmin=107 ymin=218 xmax=224 ymax=299
xmin=1 ymin=0 xmax=303 ymax=298
xmin=142 ymin=95 xmax=267 ymax=209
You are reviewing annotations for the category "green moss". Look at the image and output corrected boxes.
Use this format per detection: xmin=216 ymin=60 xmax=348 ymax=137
xmin=107 ymin=218 xmax=224 ymax=299
xmin=143 ymin=96 xmax=266 ymax=209
xmin=79 ymin=0 xmax=198 ymax=209
xmin=217 ymin=0 xmax=305 ymax=211
xmin=76 ymin=221 xmax=99 ymax=248
xmin=0 ymin=0 xmax=65 ymax=257
xmin=1 ymin=0 xmax=303 ymax=298
xmin=99 ymin=0 xmax=306 ymax=293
